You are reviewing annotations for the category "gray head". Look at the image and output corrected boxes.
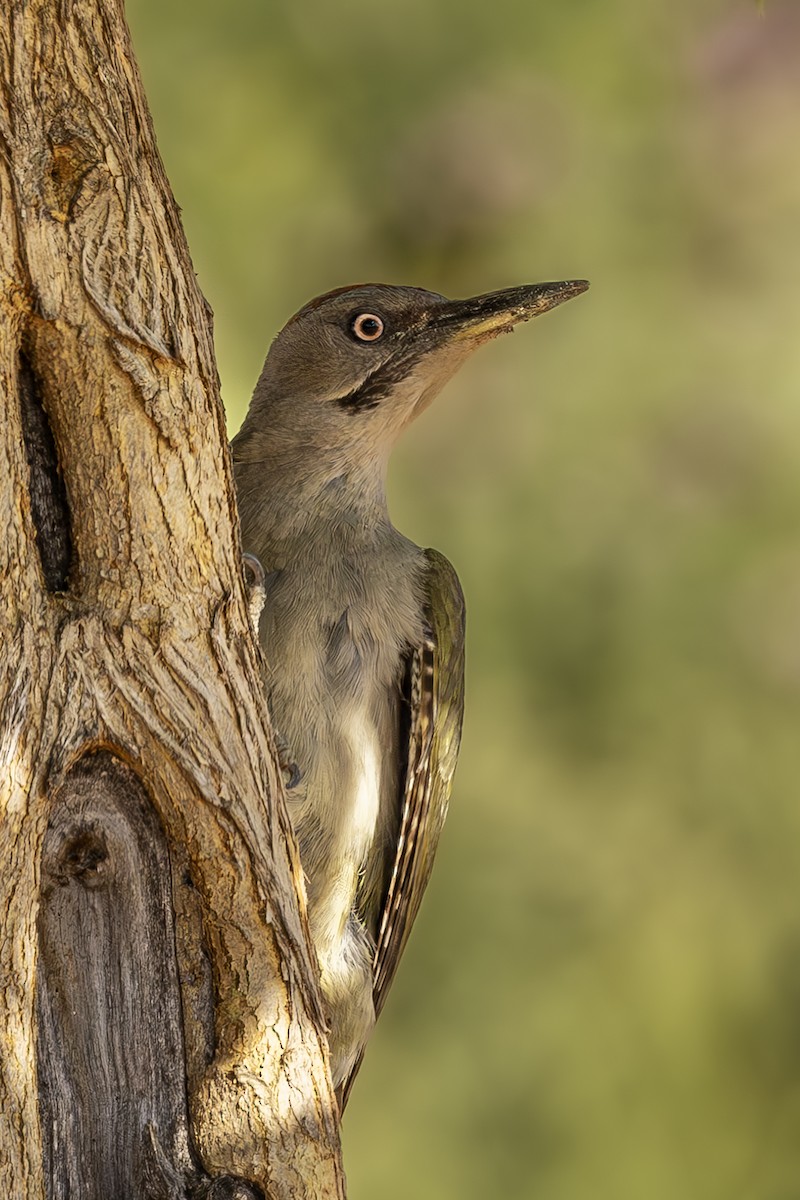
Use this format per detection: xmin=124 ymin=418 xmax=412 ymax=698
xmin=232 ymin=280 xmax=588 ymax=518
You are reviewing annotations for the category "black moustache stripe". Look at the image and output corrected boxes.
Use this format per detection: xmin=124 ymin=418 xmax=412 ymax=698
xmin=335 ymin=348 xmax=423 ymax=413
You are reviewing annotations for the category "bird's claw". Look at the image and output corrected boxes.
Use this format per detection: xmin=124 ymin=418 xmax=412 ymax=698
xmin=283 ymin=760 xmax=302 ymax=790
xmin=242 ymin=552 xmax=265 ymax=591
xmin=273 ymin=727 xmax=302 ymax=790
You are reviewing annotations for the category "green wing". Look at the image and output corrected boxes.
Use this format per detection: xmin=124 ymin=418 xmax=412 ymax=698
xmin=371 ymin=548 xmax=466 ymax=1017
xmin=340 ymin=548 xmax=465 ymax=1108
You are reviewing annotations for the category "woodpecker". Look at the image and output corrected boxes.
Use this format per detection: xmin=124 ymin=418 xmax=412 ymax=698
xmin=231 ymin=279 xmax=588 ymax=1103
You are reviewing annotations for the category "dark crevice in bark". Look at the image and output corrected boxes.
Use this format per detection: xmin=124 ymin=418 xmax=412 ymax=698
xmin=18 ymin=347 xmax=72 ymax=591
xmin=173 ymin=855 xmax=217 ymax=1080
xmin=35 ymin=752 xmax=263 ymax=1200
xmin=188 ymin=1177 xmax=265 ymax=1200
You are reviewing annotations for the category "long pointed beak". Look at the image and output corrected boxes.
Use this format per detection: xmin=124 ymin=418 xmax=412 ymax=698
xmin=431 ymin=280 xmax=590 ymax=342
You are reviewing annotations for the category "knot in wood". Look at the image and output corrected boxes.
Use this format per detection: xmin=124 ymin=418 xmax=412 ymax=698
xmin=45 ymin=137 xmax=97 ymax=222
xmin=53 ymin=826 xmax=110 ymax=889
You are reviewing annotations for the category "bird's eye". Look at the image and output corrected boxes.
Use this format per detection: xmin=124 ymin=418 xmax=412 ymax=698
xmin=351 ymin=313 xmax=385 ymax=342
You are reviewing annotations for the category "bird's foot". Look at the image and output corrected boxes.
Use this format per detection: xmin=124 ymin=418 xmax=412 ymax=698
xmin=242 ymin=553 xmax=266 ymax=636
xmin=241 ymin=555 xmax=301 ymax=789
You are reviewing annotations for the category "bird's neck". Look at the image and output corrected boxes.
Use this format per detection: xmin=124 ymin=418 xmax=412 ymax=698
xmin=234 ymin=444 xmax=393 ymax=569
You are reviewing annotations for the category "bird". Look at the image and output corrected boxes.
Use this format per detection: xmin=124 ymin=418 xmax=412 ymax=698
xmin=231 ymin=278 xmax=588 ymax=1104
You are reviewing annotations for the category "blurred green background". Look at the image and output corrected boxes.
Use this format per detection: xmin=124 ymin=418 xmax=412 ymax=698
xmin=128 ymin=1 xmax=800 ymax=1196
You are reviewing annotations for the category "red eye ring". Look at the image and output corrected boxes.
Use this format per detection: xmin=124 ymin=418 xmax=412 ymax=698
xmin=351 ymin=313 xmax=385 ymax=342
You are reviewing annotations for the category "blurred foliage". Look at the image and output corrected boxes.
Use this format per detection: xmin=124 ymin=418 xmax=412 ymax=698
xmin=128 ymin=0 xmax=800 ymax=1195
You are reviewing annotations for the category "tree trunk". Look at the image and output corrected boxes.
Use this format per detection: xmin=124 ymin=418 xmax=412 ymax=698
xmin=0 ymin=2 xmax=345 ymax=1197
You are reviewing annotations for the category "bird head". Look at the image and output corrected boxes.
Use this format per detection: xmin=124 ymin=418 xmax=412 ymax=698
xmin=233 ymin=280 xmax=588 ymax=502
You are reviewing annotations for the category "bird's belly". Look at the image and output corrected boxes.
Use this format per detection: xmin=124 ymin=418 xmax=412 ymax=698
xmin=280 ymin=684 xmax=400 ymax=954
xmin=259 ymin=561 xmax=421 ymax=957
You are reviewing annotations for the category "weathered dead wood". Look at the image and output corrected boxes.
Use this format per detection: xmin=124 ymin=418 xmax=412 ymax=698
xmin=0 ymin=1 xmax=345 ymax=1196
xmin=37 ymin=753 xmax=202 ymax=1197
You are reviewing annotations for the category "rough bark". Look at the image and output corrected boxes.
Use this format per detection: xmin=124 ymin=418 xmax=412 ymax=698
xmin=0 ymin=2 xmax=345 ymax=1197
